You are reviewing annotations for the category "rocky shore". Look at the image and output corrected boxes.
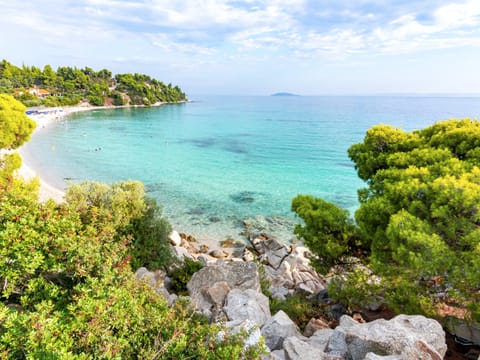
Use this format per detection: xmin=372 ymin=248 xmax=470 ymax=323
xmin=135 ymin=231 xmax=453 ymax=360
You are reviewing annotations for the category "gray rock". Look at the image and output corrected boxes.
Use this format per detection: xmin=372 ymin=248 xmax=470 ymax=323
xmin=167 ymin=293 xmax=178 ymax=306
xmin=447 ymin=317 xmax=480 ymax=346
xmin=155 ymin=286 xmax=170 ymax=300
xmin=326 ymin=329 xmax=349 ymax=359
xmin=283 ymin=336 xmax=327 ymax=360
xmin=339 ymin=314 xmax=447 ymax=360
xmin=134 ymin=267 xmax=166 ymax=288
xmin=270 ymin=287 xmax=289 ymax=301
xmin=261 ymin=310 xmax=302 ymax=351
xmin=223 ymin=288 xmax=271 ymax=326
xmin=168 ymin=230 xmax=182 ymax=246
xmin=364 ymin=354 xmax=401 ymax=360
xmin=173 ymin=245 xmax=194 ymax=261
xmin=307 ymin=329 xmax=334 ymax=352
xmin=196 ymin=254 xmax=217 ymax=267
xmin=265 ymin=246 xmax=326 ymax=296
xmin=187 ymin=262 xmax=260 ymax=320
xmin=134 ymin=267 xmax=150 ymax=280
xmin=255 ymin=238 xmax=289 ymax=269
xmin=262 ymin=350 xmax=286 ymax=360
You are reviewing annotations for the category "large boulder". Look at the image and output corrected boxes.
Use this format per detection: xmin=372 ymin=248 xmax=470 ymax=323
xmin=261 ymin=310 xmax=302 ymax=351
xmin=339 ymin=314 xmax=447 ymax=360
xmin=223 ymin=288 xmax=271 ymax=326
xmin=187 ymin=262 xmax=261 ymax=320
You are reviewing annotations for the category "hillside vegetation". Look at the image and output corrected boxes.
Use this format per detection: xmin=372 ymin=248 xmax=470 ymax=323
xmin=0 ymin=95 xmax=262 ymax=359
xmin=0 ymin=59 xmax=186 ymax=108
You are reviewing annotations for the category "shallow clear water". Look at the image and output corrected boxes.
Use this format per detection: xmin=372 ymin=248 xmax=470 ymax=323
xmin=22 ymin=96 xmax=480 ymax=242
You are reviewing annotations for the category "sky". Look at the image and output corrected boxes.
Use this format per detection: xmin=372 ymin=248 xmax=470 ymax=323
xmin=1 ymin=0 xmax=480 ymax=96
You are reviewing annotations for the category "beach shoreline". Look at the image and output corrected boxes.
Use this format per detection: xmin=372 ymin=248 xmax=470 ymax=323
xmin=16 ymin=101 xmax=175 ymax=203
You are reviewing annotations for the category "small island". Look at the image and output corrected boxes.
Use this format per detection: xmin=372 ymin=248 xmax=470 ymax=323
xmin=271 ymin=92 xmax=299 ymax=97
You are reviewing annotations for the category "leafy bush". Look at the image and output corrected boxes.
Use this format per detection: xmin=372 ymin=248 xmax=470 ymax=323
xmin=87 ymin=95 xmax=105 ymax=106
xmin=292 ymin=195 xmax=361 ymax=273
xmin=270 ymin=294 xmax=326 ymax=331
xmin=169 ymin=258 xmax=204 ymax=295
xmin=128 ymin=197 xmax=174 ymax=270
xmin=66 ymin=181 xmax=174 ymax=270
xmin=0 ymin=94 xmax=36 ymax=149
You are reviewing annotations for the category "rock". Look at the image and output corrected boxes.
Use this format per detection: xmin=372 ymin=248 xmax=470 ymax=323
xmin=173 ymin=246 xmax=194 ymax=261
xmin=155 ymin=286 xmax=170 ymax=300
xmin=134 ymin=267 xmax=150 ymax=279
xmin=167 ymin=293 xmax=178 ymax=306
xmin=270 ymin=287 xmax=289 ymax=301
xmin=364 ymin=354 xmax=401 ymax=360
xmin=187 ymin=262 xmax=261 ymax=320
xmin=196 ymin=254 xmax=217 ymax=267
xmin=168 ymin=230 xmax=182 ymax=246
xmin=243 ymin=248 xmax=255 ymax=262
xmin=262 ymin=350 xmax=286 ymax=360
xmin=329 ymin=303 xmax=348 ymax=321
xmin=210 ymin=249 xmax=229 ymax=259
xmin=283 ymin=336 xmax=327 ymax=360
xmin=325 ymin=329 xmax=349 ymax=359
xmin=224 ymin=288 xmax=271 ymax=326
xmin=261 ymin=310 xmax=302 ymax=351
xmin=308 ymin=329 xmax=334 ymax=352
xmin=204 ymin=281 xmax=231 ymax=308
xmin=198 ymin=244 xmax=210 ymax=254
xmin=134 ymin=267 xmax=166 ymax=288
xmin=304 ymin=318 xmax=331 ymax=337
xmin=254 ymin=238 xmax=289 ymax=269
xmin=339 ymin=314 xmax=447 ymax=360
xmin=264 ymin=245 xmax=326 ymax=296
xmin=220 ymin=238 xmax=244 ymax=248
xmin=447 ymin=317 xmax=480 ymax=346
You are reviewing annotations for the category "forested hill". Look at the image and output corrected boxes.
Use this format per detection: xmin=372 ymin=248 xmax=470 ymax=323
xmin=0 ymin=59 xmax=187 ymax=107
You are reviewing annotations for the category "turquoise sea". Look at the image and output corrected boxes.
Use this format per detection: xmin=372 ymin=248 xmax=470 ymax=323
xmin=21 ymin=96 xmax=480 ymax=242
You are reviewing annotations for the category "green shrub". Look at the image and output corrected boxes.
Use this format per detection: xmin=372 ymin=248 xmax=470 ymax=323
xmin=129 ymin=197 xmax=174 ymax=270
xmin=270 ymin=294 xmax=326 ymax=331
xmin=169 ymin=258 xmax=204 ymax=295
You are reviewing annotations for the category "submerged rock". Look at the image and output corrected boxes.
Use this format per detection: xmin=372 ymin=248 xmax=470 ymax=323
xmin=230 ymin=191 xmax=256 ymax=203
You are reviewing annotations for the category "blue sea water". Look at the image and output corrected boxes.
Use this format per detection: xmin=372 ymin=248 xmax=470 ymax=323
xmin=21 ymin=96 xmax=480 ymax=242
